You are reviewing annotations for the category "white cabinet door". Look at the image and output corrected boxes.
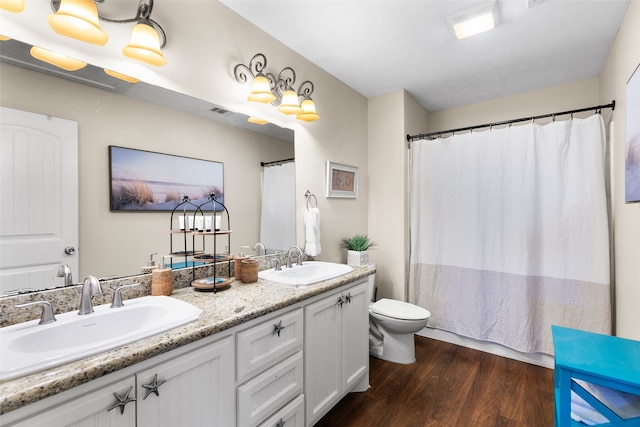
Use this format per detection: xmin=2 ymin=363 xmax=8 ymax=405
xmin=341 ymin=281 xmax=369 ymax=390
xmin=304 ymin=289 xmax=344 ymax=425
xmin=304 ymin=279 xmax=369 ymax=427
xmin=137 ymin=335 xmax=234 ymax=427
xmin=5 ymin=377 xmax=136 ymax=427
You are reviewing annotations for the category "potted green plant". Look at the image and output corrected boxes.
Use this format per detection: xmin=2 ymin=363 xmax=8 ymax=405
xmin=340 ymin=234 xmax=376 ymax=267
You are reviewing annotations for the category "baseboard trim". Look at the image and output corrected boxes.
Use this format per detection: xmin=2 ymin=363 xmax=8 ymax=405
xmin=416 ymin=327 xmax=554 ymax=369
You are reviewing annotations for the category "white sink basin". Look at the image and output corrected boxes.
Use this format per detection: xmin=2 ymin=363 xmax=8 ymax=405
xmin=258 ymin=261 xmax=354 ymax=286
xmin=0 ymin=296 xmax=202 ymax=381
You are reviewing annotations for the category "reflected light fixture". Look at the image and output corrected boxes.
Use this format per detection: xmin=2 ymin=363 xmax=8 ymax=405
xmin=248 ymin=116 xmax=269 ymax=125
xmin=46 ymin=0 xmax=167 ymax=66
xmin=449 ymin=1 xmax=498 ymax=40
xmin=30 ymin=45 xmax=87 ymax=71
xmin=234 ymin=53 xmax=320 ymax=122
xmin=0 ymin=0 xmax=25 ymax=13
xmin=104 ymin=69 xmax=140 ymax=83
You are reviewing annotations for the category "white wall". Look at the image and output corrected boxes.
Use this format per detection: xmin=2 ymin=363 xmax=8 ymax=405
xmin=599 ymin=0 xmax=640 ymax=341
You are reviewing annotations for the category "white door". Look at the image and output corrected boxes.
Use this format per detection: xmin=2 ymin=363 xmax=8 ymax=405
xmin=0 ymin=106 xmax=78 ymax=294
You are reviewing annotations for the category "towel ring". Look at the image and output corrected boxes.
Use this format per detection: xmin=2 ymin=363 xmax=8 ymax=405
xmin=304 ymin=190 xmax=317 ymax=211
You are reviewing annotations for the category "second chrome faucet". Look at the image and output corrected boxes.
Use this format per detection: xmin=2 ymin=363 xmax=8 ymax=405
xmin=78 ymin=276 xmax=102 ymax=315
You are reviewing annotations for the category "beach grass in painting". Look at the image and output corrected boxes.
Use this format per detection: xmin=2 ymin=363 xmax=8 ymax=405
xmin=109 ymin=146 xmax=224 ymax=211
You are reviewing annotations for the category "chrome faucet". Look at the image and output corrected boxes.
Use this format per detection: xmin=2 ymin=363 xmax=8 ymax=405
xmin=78 ymin=276 xmax=102 ymax=315
xmin=253 ymin=242 xmax=266 ymax=256
xmin=286 ymin=246 xmax=304 ymax=268
xmin=57 ymin=264 xmax=73 ymax=287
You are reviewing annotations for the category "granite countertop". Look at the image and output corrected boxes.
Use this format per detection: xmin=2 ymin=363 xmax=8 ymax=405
xmin=0 ymin=266 xmax=374 ymax=416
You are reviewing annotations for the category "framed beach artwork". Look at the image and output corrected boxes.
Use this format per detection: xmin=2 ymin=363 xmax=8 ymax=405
xmin=626 ymin=63 xmax=640 ymax=203
xmin=109 ymin=146 xmax=224 ymax=211
xmin=326 ymin=161 xmax=358 ymax=198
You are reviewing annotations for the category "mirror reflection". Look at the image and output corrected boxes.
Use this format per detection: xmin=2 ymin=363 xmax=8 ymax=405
xmin=0 ymin=38 xmax=295 ymax=295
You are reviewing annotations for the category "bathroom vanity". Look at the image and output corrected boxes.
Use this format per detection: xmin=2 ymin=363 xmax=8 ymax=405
xmin=0 ymin=265 xmax=374 ymax=427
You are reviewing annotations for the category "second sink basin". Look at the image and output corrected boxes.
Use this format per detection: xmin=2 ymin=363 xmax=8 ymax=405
xmin=0 ymin=295 xmax=202 ymax=381
xmin=258 ymin=261 xmax=354 ymax=286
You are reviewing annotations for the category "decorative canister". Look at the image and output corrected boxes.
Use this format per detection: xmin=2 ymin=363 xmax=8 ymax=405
xmin=234 ymin=256 xmax=248 ymax=280
xmin=240 ymin=259 xmax=259 ymax=283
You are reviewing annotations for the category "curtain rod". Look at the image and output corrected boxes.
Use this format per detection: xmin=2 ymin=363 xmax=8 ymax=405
xmin=406 ymin=100 xmax=616 ymax=143
xmin=260 ymin=157 xmax=295 ymax=167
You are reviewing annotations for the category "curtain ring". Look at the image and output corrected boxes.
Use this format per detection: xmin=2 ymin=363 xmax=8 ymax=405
xmin=552 ymin=113 xmax=556 ymax=122
xmin=571 ymin=112 xmax=574 ymax=120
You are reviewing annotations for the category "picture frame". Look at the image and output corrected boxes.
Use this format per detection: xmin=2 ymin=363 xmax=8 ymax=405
xmin=109 ymin=146 xmax=224 ymax=211
xmin=326 ymin=161 xmax=358 ymax=198
xmin=626 ymin=63 xmax=640 ymax=203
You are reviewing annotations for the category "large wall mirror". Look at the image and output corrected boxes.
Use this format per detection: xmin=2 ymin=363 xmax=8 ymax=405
xmin=0 ymin=38 xmax=296 ymax=295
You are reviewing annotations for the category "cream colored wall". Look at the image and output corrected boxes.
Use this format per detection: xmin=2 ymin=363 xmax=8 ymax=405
xmin=599 ymin=0 xmax=640 ymax=341
xmin=367 ymin=90 xmax=429 ymax=301
xmin=0 ymin=62 xmax=293 ymax=278
xmin=1 ymin=1 xmax=370 ymax=273
xmin=368 ymin=91 xmax=405 ymax=300
xmin=428 ymin=78 xmax=600 ymax=131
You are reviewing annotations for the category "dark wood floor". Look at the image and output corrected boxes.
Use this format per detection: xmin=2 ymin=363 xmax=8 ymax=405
xmin=315 ymin=336 xmax=555 ymax=427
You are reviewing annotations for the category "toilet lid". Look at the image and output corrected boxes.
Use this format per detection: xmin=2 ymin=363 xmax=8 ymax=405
xmin=370 ymin=298 xmax=431 ymax=321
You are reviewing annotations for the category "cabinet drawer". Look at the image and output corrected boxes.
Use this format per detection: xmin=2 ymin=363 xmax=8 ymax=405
xmin=257 ymin=394 xmax=304 ymax=427
xmin=237 ymin=308 xmax=303 ymax=383
xmin=237 ymin=351 xmax=304 ymax=427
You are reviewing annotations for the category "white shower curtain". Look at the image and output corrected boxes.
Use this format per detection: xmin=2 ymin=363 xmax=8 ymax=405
xmin=409 ymin=114 xmax=611 ymax=355
xmin=260 ymin=162 xmax=296 ymax=253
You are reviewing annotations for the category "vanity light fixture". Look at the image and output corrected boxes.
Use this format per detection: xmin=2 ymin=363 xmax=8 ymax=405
xmin=46 ymin=0 xmax=167 ymax=66
xmin=234 ymin=53 xmax=320 ymax=122
xmin=448 ymin=1 xmax=498 ymax=40
xmin=30 ymin=45 xmax=87 ymax=71
xmin=0 ymin=0 xmax=25 ymax=13
xmin=48 ymin=0 xmax=107 ymax=45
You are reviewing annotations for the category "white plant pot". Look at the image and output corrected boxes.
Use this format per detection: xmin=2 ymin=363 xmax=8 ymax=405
xmin=347 ymin=250 xmax=370 ymax=267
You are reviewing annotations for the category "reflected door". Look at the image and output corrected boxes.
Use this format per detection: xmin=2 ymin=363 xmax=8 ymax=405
xmin=0 ymin=106 xmax=78 ymax=293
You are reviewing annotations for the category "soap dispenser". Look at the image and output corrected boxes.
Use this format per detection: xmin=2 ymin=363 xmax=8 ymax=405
xmin=141 ymin=252 xmax=158 ymax=274
xmin=151 ymin=256 xmax=173 ymax=296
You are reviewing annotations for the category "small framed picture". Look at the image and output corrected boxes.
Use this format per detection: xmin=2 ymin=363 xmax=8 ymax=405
xmin=326 ymin=161 xmax=358 ymax=198
xmin=626 ymin=63 xmax=640 ymax=203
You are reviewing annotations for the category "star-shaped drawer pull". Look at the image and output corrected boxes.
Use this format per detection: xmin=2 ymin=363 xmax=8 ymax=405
xmin=107 ymin=386 xmax=136 ymax=414
xmin=142 ymin=373 xmax=167 ymax=400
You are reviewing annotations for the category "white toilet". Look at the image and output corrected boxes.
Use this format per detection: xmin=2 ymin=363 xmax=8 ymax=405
xmin=368 ymin=272 xmax=431 ymax=364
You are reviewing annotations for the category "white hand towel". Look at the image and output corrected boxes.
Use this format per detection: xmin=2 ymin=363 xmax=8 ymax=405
xmin=304 ymin=207 xmax=321 ymax=256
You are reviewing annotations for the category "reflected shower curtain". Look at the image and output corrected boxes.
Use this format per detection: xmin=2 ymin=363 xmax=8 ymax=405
xmin=260 ymin=162 xmax=296 ymax=253
xmin=409 ymin=114 xmax=610 ymax=354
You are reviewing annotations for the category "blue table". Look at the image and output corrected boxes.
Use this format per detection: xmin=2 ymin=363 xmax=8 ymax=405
xmin=552 ymin=325 xmax=640 ymax=426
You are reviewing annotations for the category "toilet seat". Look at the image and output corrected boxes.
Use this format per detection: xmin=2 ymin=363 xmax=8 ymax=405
xmin=370 ymin=298 xmax=431 ymax=321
